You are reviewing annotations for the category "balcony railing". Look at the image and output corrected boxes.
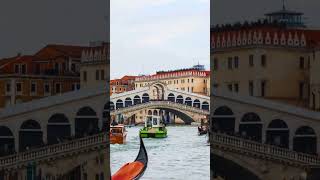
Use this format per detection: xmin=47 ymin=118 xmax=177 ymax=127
xmin=0 ymin=133 xmax=107 ymax=169
xmin=211 ymin=133 xmax=320 ymax=166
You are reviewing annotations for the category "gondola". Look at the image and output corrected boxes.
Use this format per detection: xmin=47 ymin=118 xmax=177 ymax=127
xmin=111 ymin=136 xmax=148 ymax=180
xmin=198 ymin=126 xmax=208 ymax=136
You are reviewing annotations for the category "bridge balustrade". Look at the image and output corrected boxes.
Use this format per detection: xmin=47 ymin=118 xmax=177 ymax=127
xmin=111 ymin=101 xmax=210 ymax=115
xmin=0 ymin=133 xmax=107 ymax=168
xmin=211 ymin=133 xmax=320 ymax=165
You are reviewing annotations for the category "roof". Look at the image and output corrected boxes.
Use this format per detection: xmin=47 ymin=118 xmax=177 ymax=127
xmin=34 ymin=44 xmax=88 ymax=60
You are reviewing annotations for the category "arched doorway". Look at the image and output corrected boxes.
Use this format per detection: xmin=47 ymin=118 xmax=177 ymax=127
xmin=212 ymin=106 xmax=235 ymax=133
xmin=75 ymin=107 xmax=99 ymax=138
xmin=125 ymin=98 xmax=133 ymax=107
xmin=239 ymin=113 xmax=262 ymax=142
xmin=148 ymin=110 xmax=153 ymax=115
xmin=185 ymin=97 xmax=192 ymax=106
xmin=266 ymin=119 xmax=289 ymax=148
xmin=134 ymin=95 xmax=141 ymax=105
xmin=168 ymin=93 xmax=175 ymax=102
xmin=293 ymin=126 xmax=317 ymax=154
xmin=0 ymin=126 xmax=15 ymax=156
xmin=151 ymin=84 xmax=165 ymax=100
xmin=47 ymin=113 xmax=71 ymax=144
xmin=116 ymin=99 xmax=124 ymax=109
xmin=202 ymin=101 xmax=209 ymax=110
xmin=176 ymin=95 xmax=184 ymax=104
xmin=19 ymin=120 xmax=43 ymax=151
xmin=142 ymin=93 xmax=150 ymax=103
xmin=110 ymin=101 xmax=115 ymax=111
xmin=193 ymin=99 xmax=201 ymax=108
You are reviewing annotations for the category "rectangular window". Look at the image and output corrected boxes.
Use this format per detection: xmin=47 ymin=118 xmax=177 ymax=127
xmin=234 ymin=83 xmax=239 ymax=93
xmin=76 ymin=83 xmax=80 ymax=90
xmin=227 ymin=84 xmax=233 ymax=92
xmin=299 ymin=82 xmax=304 ymax=99
xmin=14 ymin=64 xmax=20 ymax=74
xmin=72 ymin=84 xmax=76 ymax=91
xmin=299 ymin=57 xmax=305 ymax=69
xmin=249 ymin=81 xmax=254 ymax=96
xmin=228 ymin=57 xmax=233 ymax=69
xmin=191 ymin=87 xmax=194 ymax=92
xmin=249 ymin=54 xmax=254 ymax=67
xmin=21 ymin=64 xmax=26 ymax=74
xmin=234 ymin=56 xmax=239 ymax=69
xmin=6 ymin=83 xmax=11 ymax=94
xmin=261 ymin=81 xmax=266 ymax=97
xmin=261 ymin=55 xmax=266 ymax=67
xmin=96 ymin=70 xmax=100 ymax=80
xmin=16 ymin=82 xmax=22 ymax=94
xmin=213 ymin=58 xmax=218 ymax=70
xmin=101 ymin=70 xmax=105 ymax=80
xmin=31 ymin=82 xmax=36 ymax=93
xmin=83 ymin=71 xmax=87 ymax=81
xmin=44 ymin=83 xmax=50 ymax=94
xmin=55 ymin=83 xmax=61 ymax=93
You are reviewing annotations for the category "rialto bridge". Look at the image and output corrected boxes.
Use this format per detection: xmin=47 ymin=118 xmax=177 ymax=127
xmin=0 ymin=84 xmax=110 ymax=179
xmin=110 ymin=82 xmax=210 ymax=124
xmin=211 ymin=92 xmax=320 ymax=179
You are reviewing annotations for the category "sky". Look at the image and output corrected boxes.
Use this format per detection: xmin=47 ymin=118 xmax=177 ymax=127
xmin=211 ymin=0 xmax=320 ymax=28
xmin=0 ymin=0 xmax=108 ymax=58
xmin=110 ymin=0 xmax=210 ymax=79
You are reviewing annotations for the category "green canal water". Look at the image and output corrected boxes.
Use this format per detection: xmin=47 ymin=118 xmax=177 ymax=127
xmin=110 ymin=126 xmax=210 ymax=180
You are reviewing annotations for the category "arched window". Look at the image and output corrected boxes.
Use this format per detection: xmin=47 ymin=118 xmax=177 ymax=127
xmin=75 ymin=107 xmax=99 ymax=138
xmin=142 ymin=93 xmax=150 ymax=103
xmin=0 ymin=126 xmax=14 ymax=156
xmin=116 ymin=99 xmax=124 ymax=109
xmin=239 ymin=112 xmax=262 ymax=142
xmin=125 ymin=98 xmax=133 ymax=107
xmin=193 ymin=99 xmax=201 ymax=108
xmin=266 ymin=119 xmax=289 ymax=148
xmin=293 ymin=126 xmax=317 ymax=154
xmin=176 ymin=95 xmax=184 ymax=104
xmin=168 ymin=93 xmax=175 ymax=102
xmin=201 ymin=101 xmax=209 ymax=110
xmin=19 ymin=120 xmax=43 ymax=151
xmin=47 ymin=114 xmax=71 ymax=144
xmin=212 ymin=106 xmax=235 ymax=133
xmin=185 ymin=97 xmax=192 ymax=106
xmin=133 ymin=95 xmax=141 ymax=105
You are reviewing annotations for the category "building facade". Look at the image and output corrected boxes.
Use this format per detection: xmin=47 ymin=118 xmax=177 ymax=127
xmin=110 ymin=75 xmax=136 ymax=95
xmin=211 ymin=8 xmax=320 ymax=110
xmin=135 ymin=64 xmax=210 ymax=96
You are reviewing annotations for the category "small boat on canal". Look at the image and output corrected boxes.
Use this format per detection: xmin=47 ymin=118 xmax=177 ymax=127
xmin=198 ymin=126 xmax=208 ymax=136
xmin=110 ymin=124 xmax=127 ymax=144
xmin=111 ymin=136 xmax=148 ymax=180
xmin=139 ymin=115 xmax=167 ymax=138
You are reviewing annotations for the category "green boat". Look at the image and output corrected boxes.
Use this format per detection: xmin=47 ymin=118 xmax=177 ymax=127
xmin=139 ymin=115 xmax=167 ymax=138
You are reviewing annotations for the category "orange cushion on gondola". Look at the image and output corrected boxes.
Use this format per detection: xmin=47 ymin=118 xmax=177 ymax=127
xmin=112 ymin=161 xmax=145 ymax=180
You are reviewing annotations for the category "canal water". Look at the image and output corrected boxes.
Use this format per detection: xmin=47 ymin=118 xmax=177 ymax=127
xmin=110 ymin=126 xmax=210 ymax=180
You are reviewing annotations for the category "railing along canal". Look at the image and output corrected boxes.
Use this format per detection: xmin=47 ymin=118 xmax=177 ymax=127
xmin=211 ymin=133 xmax=320 ymax=165
xmin=0 ymin=132 xmax=107 ymax=168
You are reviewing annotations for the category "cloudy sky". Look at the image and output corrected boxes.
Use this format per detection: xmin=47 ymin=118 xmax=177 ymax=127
xmin=0 ymin=0 xmax=108 ymax=58
xmin=110 ymin=0 xmax=210 ymax=79
xmin=211 ymin=0 xmax=320 ymax=28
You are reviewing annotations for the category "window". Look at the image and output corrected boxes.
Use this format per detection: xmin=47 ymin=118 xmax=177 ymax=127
xmin=83 ymin=71 xmax=87 ymax=81
xmin=14 ymin=64 xmax=20 ymax=74
xmin=62 ymin=62 xmax=66 ymax=71
xmin=261 ymin=55 xmax=266 ymax=67
xmin=227 ymin=84 xmax=233 ymax=92
xmin=96 ymin=70 xmax=100 ymax=80
xmin=213 ymin=58 xmax=218 ymax=70
xmin=261 ymin=81 xmax=266 ymax=97
xmin=44 ymin=83 xmax=50 ymax=94
xmin=249 ymin=54 xmax=254 ymax=67
xmin=6 ymin=83 xmax=11 ymax=93
xmin=16 ymin=82 xmax=22 ymax=94
xmin=55 ymin=83 xmax=61 ymax=93
xmin=21 ymin=64 xmax=26 ymax=74
xmin=299 ymin=82 xmax=304 ymax=99
xmin=31 ymin=82 xmax=36 ymax=94
xmin=191 ymin=79 xmax=194 ymax=83
xmin=249 ymin=81 xmax=254 ymax=96
xmin=72 ymin=84 xmax=76 ymax=91
xmin=55 ymin=63 xmax=59 ymax=72
xmin=71 ymin=64 xmax=76 ymax=72
xmin=191 ymin=87 xmax=194 ymax=92
xmin=234 ymin=83 xmax=239 ymax=93
xmin=234 ymin=56 xmax=239 ymax=69
xmin=100 ymin=70 xmax=105 ymax=80
xmin=228 ymin=57 xmax=233 ymax=69
xmin=76 ymin=83 xmax=80 ymax=90
xmin=299 ymin=57 xmax=305 ymax=69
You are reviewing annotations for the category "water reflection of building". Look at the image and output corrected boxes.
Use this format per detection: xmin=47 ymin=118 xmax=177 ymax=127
xmin=211 ymin=6 xmax=320 ymax=179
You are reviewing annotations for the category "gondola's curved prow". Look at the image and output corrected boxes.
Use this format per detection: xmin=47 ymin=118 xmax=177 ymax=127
xmin=111 ymin=136 xmax=148 ymax=180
